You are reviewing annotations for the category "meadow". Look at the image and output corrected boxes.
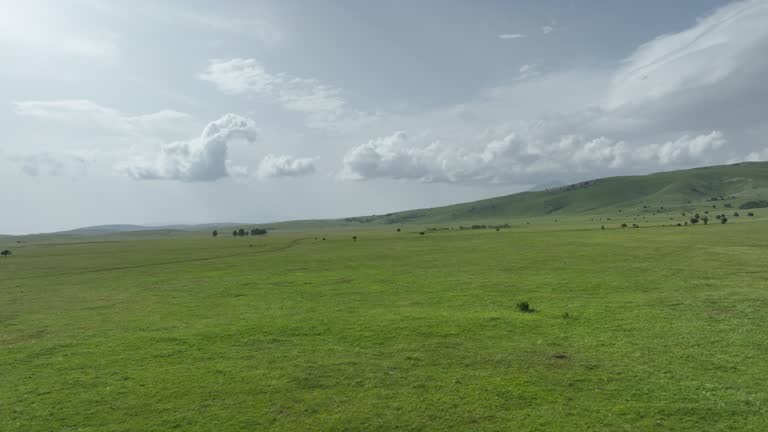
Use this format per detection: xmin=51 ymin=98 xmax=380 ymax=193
xmin=2 ymin=217 xmax=768 ymax=431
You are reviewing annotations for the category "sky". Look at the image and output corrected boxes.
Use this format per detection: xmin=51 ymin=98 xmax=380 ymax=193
xmin=2 ymin=0 xmax=768 ymax=234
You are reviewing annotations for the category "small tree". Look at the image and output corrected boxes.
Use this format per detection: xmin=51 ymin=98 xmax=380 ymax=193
xmin=238 ymin=228 xmax=246 ymax=237
xmin=721 ymin=217 xmax=728 ymax=224
xmin=212 ymin=230 xmax=218 ymax=237
xmin=232 ymin=230 xmax=238 ymax=237
xmin=352 ymin=236 xmax=358 ymax=241
xmin=1 ymin=250 xmax=11 ymax=257
xmin=702 ymin=216 xmax=709 ymax=225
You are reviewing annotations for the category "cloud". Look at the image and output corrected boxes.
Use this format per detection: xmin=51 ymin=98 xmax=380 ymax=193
xmin=14 ymin=100 xmax=192 ymax=138
xmin=8 ymin=151 xmax=94 ymax=177
xmin=498 ymin=33 xmax=525 ymax=40
xmin=341 ymin=129 xmax=728 ymax=184
xmin=541 ymin=25 xmax=554 ymax=35
xmin=199 ymin=58 xmax=370 ymax=129
xmin=604 ymin=0 xmax=768 ymax=110
xmin=257 ymin=154 xmax=316 ymax=179
xmin=0 ymin=2 xmax=117 ymax=59
xmin=518 ymin=64 xmax=539 ymax=79
xmin=123 ymin=114 xmax=258 ymax=182
xmin=341 ymin=0 xmax=768 ymax=185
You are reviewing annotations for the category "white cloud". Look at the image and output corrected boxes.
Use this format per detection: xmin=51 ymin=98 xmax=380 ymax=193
xmin=541 ymin=25 xmax=554 ymax=35
xmin=498 ymin=33 xmax=525 ymax=40
xmin=745 ymin=148 xmax=768 ymax=162
xmin=341 ymin=129 xmax=729 ymax=184
xmin=604 ymin=0 xmax=768 ymax=110
xmin=8 ymin=151 xmax=94 ymax=177
xmin=257 ymin=154 xmax=316 ymax=179
xmin=199 ymin=58 xmax=367 ymax=129
xmin=122 ymin=114 xmax=258 ymax=182
xmin=518 ymin=64 xmax=539 ymax=79
xmin=14 ymin=100 xmax=192 ymax=138
xmin=340 ymin=0 xmax=768 ymax=185
xmin=0 ymin=1 xmax=117 ymax=59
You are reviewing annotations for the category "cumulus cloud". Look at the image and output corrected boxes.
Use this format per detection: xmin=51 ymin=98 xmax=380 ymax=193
xmin=541 ymin=25 xmax=555 ymax=35
xmin=123 ymin=114 xmax=258 ymax=182
xmin=498 ymin=33 xmax=525 ymax=40
xmin=342 ymin=130 xmax=728 ymax=184
xmin=257 ymin=154 xmax=316 ymax=179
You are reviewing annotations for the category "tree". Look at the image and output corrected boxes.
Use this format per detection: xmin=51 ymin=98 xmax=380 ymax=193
xmin=721 ymin=217 xmax=728 ymax=224
xmin=1 ymin=250 xmax=11 ymax=257
xmin=212 ymin=230 xmax=218 ymax=237
xmin=702 ymin=216 xmax=709 ymax=225
xmin=238 ymin=228 xmax=246 ymax=237
xmin=232 ymin=230 xmax=238 ymax=237
xmin=352 ymin=236 xmax=358 ymax=241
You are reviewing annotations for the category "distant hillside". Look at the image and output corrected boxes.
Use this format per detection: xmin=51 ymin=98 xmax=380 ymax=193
xmin=65 ymin=223 xmax=243 ymax=236
xmin=329 ymin=162 xmax=768 ymax=226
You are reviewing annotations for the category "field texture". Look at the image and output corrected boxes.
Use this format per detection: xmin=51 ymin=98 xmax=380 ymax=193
xmin=2 ymin=220 xmax=768 ymax=431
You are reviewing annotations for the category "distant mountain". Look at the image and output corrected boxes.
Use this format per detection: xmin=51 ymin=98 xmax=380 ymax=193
xmin=65 ymin=223 xmax=243 ymax=235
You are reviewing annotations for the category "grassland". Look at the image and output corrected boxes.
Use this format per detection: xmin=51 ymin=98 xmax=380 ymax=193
xmin=2 ymin=214 xmax=768 ymax=431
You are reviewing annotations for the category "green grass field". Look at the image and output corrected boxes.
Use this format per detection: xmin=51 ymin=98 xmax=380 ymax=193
xmin=2 ymin=217 xmax=768 ymax=431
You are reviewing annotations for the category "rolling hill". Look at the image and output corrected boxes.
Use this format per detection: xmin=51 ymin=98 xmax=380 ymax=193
xmin=322 ymin=161 xmax=768 ymax=226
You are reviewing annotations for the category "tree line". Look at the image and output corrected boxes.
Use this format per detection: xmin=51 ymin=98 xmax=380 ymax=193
xmin=211 ymin=228 xmax=268 ymax=238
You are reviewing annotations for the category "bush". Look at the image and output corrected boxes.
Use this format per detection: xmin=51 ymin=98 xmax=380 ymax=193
xmin=748 ymin=212 xmax=755 ymax=217
xmin=516 ymin=301 xmax=533 ymax=313
xmin=739 ymin=200 xmax=768 ymax=210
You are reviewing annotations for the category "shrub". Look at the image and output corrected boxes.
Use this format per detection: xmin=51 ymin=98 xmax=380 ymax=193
xmin=739 ymin=200 xmax=768 ymax=210
xmin=516 ymin=301 xmax=533 ymax=313
xmin=748 ymin=212 xmax=755 ymax=217
xmin=561 ymin=312 xmax=571 ymax=319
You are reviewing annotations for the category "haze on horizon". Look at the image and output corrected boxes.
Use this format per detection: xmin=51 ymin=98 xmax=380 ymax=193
xmin=3 ymin=0 xmax=768 ymax=235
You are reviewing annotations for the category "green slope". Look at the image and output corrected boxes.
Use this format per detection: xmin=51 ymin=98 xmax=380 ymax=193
xmin=307 ymin=162 xmax=768 ymax=227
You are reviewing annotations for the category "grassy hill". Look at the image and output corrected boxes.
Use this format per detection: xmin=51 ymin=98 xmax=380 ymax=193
xmin=329 ymin=162 xmax=768 ymax=226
